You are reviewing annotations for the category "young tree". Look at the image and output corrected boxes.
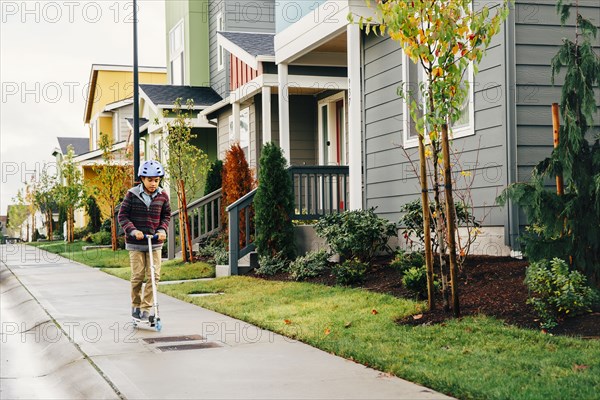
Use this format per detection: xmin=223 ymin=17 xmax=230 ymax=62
xmin=56 ymin=145 xmax=86 ymax=243
xmin=92 ymin=133 xmax=133 ymax=250
xmin=160 ymin=98 xmax=211 ymax=262
xmin=354 ymin=0 xmax=509 ymax=316
xmin=500 ymin=0 xmax=600 ymax=286
xmin=32 ymin=168 xmax=59 ymax=240
xmin=254 ymin=142 xmax=296 ymax=260
xmin=7 ymin=204 xmax=29 ymax=240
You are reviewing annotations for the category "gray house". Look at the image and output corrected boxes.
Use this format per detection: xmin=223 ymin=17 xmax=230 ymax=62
xmin=270 ymin=0 xmax=600 ymax=257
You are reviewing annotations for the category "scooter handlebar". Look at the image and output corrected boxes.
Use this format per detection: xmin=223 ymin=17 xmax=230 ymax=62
xmin=145 ymin=234 xmax=159 ymax=240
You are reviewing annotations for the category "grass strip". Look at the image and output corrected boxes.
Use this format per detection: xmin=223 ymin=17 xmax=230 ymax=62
xmin=160 ymin=276 xmax=600 ymax=400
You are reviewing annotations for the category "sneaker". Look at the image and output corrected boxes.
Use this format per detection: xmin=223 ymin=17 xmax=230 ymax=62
xmin=131 ymin=307 xmax=141 ymax=319
xmin=140 ymin=311 xmax=150 ymax=321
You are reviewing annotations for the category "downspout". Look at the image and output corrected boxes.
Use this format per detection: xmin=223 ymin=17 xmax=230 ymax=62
xmin=504 ymin=5 xmax=519 ymax=250
xmin=361 ymin=29 xmax=367 ymax=210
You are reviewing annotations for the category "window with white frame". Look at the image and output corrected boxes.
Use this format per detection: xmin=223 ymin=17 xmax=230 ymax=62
xmin=401 ymin=55 xmax=474 ymax=147
xmin=401 ymin=3 xmax=475 ymax=147
xmin=217 ymin=13 xmax=224 ymax=71
xmin=169 ymin=20 xmax=184 ymax=85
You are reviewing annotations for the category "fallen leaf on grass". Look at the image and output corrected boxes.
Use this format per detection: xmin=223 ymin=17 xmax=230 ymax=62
xmin=412 ymin=314 xmax=423 ymax=320
xmin=283 ymin=319 xmax=292 ymax=325
xmin=344 ymin=321 xmax=352 ymax=328
xmin=324 ymin=328 xmax=331 ymax=335
xmin=371 ymin=309 xmax=378 ymax=315
xmin=573 ymin=364 xmax=589 ymax=372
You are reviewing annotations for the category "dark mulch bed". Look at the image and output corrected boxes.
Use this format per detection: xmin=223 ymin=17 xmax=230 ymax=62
xmin=258 ymin=255 xmax=599 ymax=339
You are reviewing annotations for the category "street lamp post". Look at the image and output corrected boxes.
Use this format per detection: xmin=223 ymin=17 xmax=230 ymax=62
xmin=133 ymin=0 xmax=140 ymax=182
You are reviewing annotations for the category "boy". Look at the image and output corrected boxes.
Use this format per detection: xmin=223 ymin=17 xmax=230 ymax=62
xmin=118 ymin=160 xmax=171 ymax=321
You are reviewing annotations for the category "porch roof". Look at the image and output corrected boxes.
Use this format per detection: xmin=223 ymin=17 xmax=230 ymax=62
xmin=139 ymin=84 xmax=222 ymax=109
xmin=219 ymin=31 xmax=274 ymax=57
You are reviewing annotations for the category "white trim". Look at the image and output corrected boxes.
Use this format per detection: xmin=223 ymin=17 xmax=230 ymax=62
xmin=217 ymin=33 xmax=275 ymax=71
xmin=232 ymin=102 xmax=241 ymax=144
xmin=104 ymin=97 xmax=133 ymax=112
xmin=347 ymin=23 xmax=362 ymax=210
xmin=318 ymin=91 xmax=347 ymax=166
xmin=217 ymin=13 xmax=225 ymax=71
xmin=278 ymin=63 xmax=290 ymax=163
xmin=401 ymin=54 xmax=476 ymax=149
xmin=90 ymin=64 xmax=166 ymax=74
xmin=262 ymin=86 xmax=272 ymax=144
xmin=73 ymin=141 xmax=127 ymax=163
xmin=275 ymin=0 xmax=376 ymax=64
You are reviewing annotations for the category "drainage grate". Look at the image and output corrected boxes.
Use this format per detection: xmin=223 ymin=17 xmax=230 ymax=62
xmin=157 ymin=342 xmax=222 ymax=352
xmin=142 ymin=335 xmax=205 ymax=344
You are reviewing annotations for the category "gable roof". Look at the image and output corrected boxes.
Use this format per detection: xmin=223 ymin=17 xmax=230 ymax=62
xmin=219 ymin=32 xmax=275 ymax=57
xmin=56 ymin=137 xmax=89 ymax=156
xmin=139 ymin=84 xmax=222 ymax=109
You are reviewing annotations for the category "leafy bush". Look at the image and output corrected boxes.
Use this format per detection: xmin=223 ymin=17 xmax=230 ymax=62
xmin=402 ymin=266 xmax=432 ymax=299
xmin=289 ymin=250 xmax=329 ymax=281
xmin=204 ymin=159 xmax=223 ymax=195
xmin=255 ymin=252 xmax=289 ymax=276
xmin=524 ymin=258 xmax=597 ymax=329
xmin=221 ymin=143 xmax=253 ymax=230
xmin=254 ymin=142 xmax=296 ymax=260
xmin=332 ymin=258 xmax=368 ymax=286
xmin=390 ymin=250 xmax=425 ymax=274
xmin=74 ymin=227 xmax=90 ymax=240
xmin=91 ymin=231 xmax=112 ymax=245
xmin=315 ymin=208 xmax=397 ymax=263
xmin=214 ymin=248 xmax=229 ymax=265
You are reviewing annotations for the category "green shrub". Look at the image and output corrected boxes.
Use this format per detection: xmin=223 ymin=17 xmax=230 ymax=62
xmin=402 ymin=266 xmax=429 ymax=299
xmin=390 ymin=250 xmax=425 ymax=274
xmin=74 ymin=227 xmax=90 ymax=240
xmin=332 ymin=258 xmax=368 ymax=286
xmin=254 ymin=142 xmax=296 ymax=260
xmin=315 ymin=208 xmax=397 ymax=263
xmin=255 ymin=252 xmax=289 ymax=276
xmin=524 ymin=258 xmax=597 ymax=329
xmin=91 ymin=231 xmax=112 ymax=245
xmin=214 ymin=248 xmax=229 ymax=265
xmin=289 ymin=250 xmax=330 ymax=281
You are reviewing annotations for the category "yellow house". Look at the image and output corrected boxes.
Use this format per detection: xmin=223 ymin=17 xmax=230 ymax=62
xmin=78 ymin=64 xmax=167 ymax=224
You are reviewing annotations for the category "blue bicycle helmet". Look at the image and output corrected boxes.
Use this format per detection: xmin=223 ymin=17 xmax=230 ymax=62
xmin=138 ymin=160 xmax=165 ymax=177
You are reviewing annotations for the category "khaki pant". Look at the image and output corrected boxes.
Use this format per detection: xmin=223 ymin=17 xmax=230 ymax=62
xmin=129 ymin=249 xmax=162 ymax=312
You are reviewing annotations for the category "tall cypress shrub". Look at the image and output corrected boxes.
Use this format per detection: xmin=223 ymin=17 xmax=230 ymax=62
xmin=499 ymin=1 xmax=600 ymax=286
xmin=221 ymin=144 xmax=254 ymax=233
xmin=254 ymin=142 xmax=296 ymax=260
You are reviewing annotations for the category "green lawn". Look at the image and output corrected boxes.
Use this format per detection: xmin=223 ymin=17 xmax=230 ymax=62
xmin=29 ymin=241 xmax=215 ymax=280
xmin=160 ymin=277 xmax=600 ymax=400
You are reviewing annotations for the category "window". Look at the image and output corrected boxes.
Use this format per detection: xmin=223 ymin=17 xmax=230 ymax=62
xmin=402 ymin=54 xmax=474 ymax=148
xmin=229 ymin=107 xmax=250 ymax=159
xmin=217 ymin=13 xmax=224 ymax=71
xmin=169 ymin=20 xmax=184 ymax=85
xmin=401 ymin=3 xmax=475 ymax=147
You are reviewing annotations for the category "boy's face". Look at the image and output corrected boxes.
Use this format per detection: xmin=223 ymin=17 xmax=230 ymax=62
xmin=141 ymin=176 xmax=161 ymax=193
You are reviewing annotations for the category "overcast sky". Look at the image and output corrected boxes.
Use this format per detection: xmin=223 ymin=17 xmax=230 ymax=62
xmin=0 ymin=0 xmax=167 ymax=213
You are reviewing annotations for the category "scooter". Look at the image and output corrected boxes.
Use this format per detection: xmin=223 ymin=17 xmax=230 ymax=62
xmin=132 ymin=234 xmax=162 ymax=332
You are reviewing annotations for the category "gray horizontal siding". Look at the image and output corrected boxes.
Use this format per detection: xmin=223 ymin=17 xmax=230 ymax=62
xmin=515 ymin=0 xmax=600 ymax=184
xmin=362 ymin=15 xmax=508 ymax=224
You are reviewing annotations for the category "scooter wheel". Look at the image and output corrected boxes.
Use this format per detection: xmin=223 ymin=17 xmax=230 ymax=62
xmin=156 ymin=320 xmax=162 ymax=332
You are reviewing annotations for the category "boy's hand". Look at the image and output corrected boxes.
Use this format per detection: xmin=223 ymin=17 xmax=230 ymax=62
xmin=156 ymin=231 xmax=167 ymax=241
xmin=132 ymin=230 xmax=144 ymax=240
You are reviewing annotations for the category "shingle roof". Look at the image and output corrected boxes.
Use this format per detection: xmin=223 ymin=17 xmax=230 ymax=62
xmin=219 ymin=32 xmax=275 ymax=57
xmin=125 ymin=118 xmax=149 ymax=127
xmin=139 ymin=85 xmax=222 ymax=107
xmin=57 ymin=137 xmax=89 ymax=156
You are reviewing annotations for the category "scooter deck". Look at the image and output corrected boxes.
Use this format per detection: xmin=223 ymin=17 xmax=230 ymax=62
xmin=132 ymin=316 xmax=161 ymax=330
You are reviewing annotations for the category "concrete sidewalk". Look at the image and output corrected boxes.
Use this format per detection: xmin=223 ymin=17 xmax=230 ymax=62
xmin=0 ymin=244 xmax=453 ymax=400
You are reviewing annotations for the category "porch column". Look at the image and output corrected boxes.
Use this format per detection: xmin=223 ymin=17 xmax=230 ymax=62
xmin=262 ymin=86 xmax=272 ymax=144
xmin=347 ymin=24 xmax=363 ymax=210
xmin=278 ymin=63 xmax=291 ymax=163
xmin=232 ymin=101 xmax=241 ymax=144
